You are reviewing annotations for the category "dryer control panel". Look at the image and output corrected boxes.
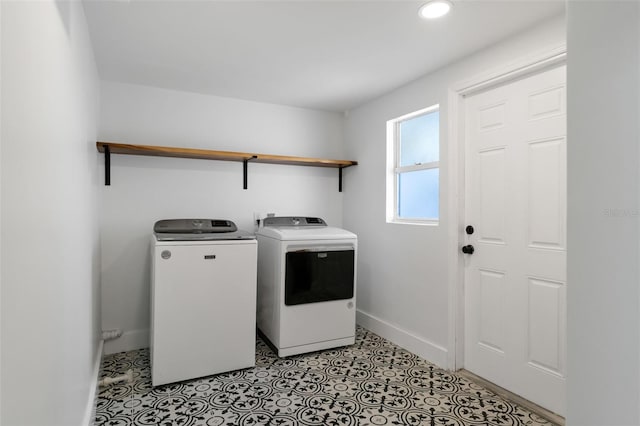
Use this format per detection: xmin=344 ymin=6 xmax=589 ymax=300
xmin=262 ymin=216 xmax=327 ymax=227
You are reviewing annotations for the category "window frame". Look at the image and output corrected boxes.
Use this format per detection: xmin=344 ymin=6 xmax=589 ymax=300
xmin=386 ymin=104 xmax=440 ymax=225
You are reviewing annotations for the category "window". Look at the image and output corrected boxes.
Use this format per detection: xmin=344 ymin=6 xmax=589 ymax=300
xmin=386 ymin=105 xmax=440 ymax=224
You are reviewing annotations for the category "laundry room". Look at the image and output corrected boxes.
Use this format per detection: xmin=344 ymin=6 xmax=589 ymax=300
xmin=2 ymin=2 xmax=640 ymax=426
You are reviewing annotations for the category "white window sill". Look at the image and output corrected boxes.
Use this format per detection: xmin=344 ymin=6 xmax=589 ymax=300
xmin=387 ymin=218 xmax=439 ymax=227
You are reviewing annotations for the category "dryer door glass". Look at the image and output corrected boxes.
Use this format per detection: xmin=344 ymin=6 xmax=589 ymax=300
xmin=285 ymin=250 xmax=354 ymax=306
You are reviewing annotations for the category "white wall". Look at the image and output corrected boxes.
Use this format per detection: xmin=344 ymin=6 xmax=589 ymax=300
xmin=0 ymin=2 xmax=3 ymax=421
xmin=1 ymin=1 xmax=101 ymax=426
xmin=99 ymin=82 xmax=346 ymax=353
xmin=343 ymin=16 xmax=565 ymax=367
xmin=566 ymin=2 xmax=640 ymax=424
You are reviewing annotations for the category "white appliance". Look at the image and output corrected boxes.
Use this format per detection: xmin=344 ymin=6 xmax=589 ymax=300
xmin=151 ymin=219 xmax=257 ymax=386
xmin=256 ymin=216 xmax=357 ymax=357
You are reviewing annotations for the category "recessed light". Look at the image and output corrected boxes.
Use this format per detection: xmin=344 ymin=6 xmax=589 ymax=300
xmin=419 ymin=0 xmax=452 ymax=19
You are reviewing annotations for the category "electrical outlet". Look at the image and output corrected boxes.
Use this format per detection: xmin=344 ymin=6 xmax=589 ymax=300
xmin=253 ymin=212 xmax=263 ymax=229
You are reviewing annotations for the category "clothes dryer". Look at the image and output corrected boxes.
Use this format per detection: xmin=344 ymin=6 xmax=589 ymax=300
xmin=256 ymin=217 xmax=357 ymax=357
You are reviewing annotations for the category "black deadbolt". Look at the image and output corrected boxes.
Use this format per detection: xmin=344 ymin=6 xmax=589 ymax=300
xmin=465 ymin=225 xmax=474 ymax=235
xmin=461 ymin=245 xmax=475 ymax=255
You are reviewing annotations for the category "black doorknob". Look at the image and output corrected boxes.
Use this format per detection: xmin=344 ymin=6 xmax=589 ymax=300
xmin=462 ymin=245 xmax=475 ymax=255
xmin=466 ymin=225 xmax=474 ymax=235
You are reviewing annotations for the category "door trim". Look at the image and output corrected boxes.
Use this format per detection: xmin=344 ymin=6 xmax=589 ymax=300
xmin=446 ymin=43 xmax=567 ymax=371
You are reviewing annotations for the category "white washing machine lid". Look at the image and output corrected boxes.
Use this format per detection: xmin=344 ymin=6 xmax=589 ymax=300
xmin=153 ymin=218 xmax=255 ymax=241
xmin=257 ymin=225 xmax=356 ymax=241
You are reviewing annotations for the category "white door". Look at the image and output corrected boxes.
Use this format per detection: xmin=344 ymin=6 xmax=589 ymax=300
xmin=463 ymin=65 xmax=566 ymax=416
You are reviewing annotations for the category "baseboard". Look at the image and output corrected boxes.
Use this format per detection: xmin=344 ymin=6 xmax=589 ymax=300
xmin=356 ymin=309 xmax=448 ymax=369
xmin=81 ymin=339 xmax=103 ymax=426
xmin=104 ymin=328 xmax=149 ymax=355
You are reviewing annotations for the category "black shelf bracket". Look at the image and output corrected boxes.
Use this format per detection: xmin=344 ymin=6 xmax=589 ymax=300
xmin=243 ymin=156 xmax=257 ymax=189
xmin=104 ymin=145 xmax=111 ymax=186
xmin=338 ymin=167 xmax=343 ymax=192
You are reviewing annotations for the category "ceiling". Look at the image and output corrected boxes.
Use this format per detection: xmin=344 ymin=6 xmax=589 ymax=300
xmin=83 ymin=0 xmax=565 ymax=112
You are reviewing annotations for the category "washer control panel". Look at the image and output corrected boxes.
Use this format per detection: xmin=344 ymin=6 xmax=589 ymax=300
xmin=154 ymin=219 xmax=237 ymax=234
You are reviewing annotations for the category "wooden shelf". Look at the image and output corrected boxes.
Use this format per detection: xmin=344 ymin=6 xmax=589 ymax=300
xmin=96 ymin=141 xmax=357 ymax=191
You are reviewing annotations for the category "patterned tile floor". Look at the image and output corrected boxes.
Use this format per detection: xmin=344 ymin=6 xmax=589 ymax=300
xmin=95 ymin=327 xmax=555 ymax=425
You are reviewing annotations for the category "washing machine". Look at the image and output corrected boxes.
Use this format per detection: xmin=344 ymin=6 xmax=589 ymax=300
xmin=151 ymin=219 xmax=257 ymax=386
xmin=256 ymin=216 xmax=357 ymax=357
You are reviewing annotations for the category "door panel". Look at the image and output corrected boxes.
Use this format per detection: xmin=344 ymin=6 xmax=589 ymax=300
xmin=478 ymin=101 xmax=507 ymax=130
xmin=528 ymin=86 xmax=564 ymax=120
xmin=527 ymin=277 xmax=564 ymax=375
xmin=478 ymin=269 xmax=506 ymax=353
xmin=528 ymin=137 xmax=566 ymax=249
xmin=464 ymin=65 xmax=567 ymax=416
xmin=478 ymin=148 xmax=507 ymax=244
